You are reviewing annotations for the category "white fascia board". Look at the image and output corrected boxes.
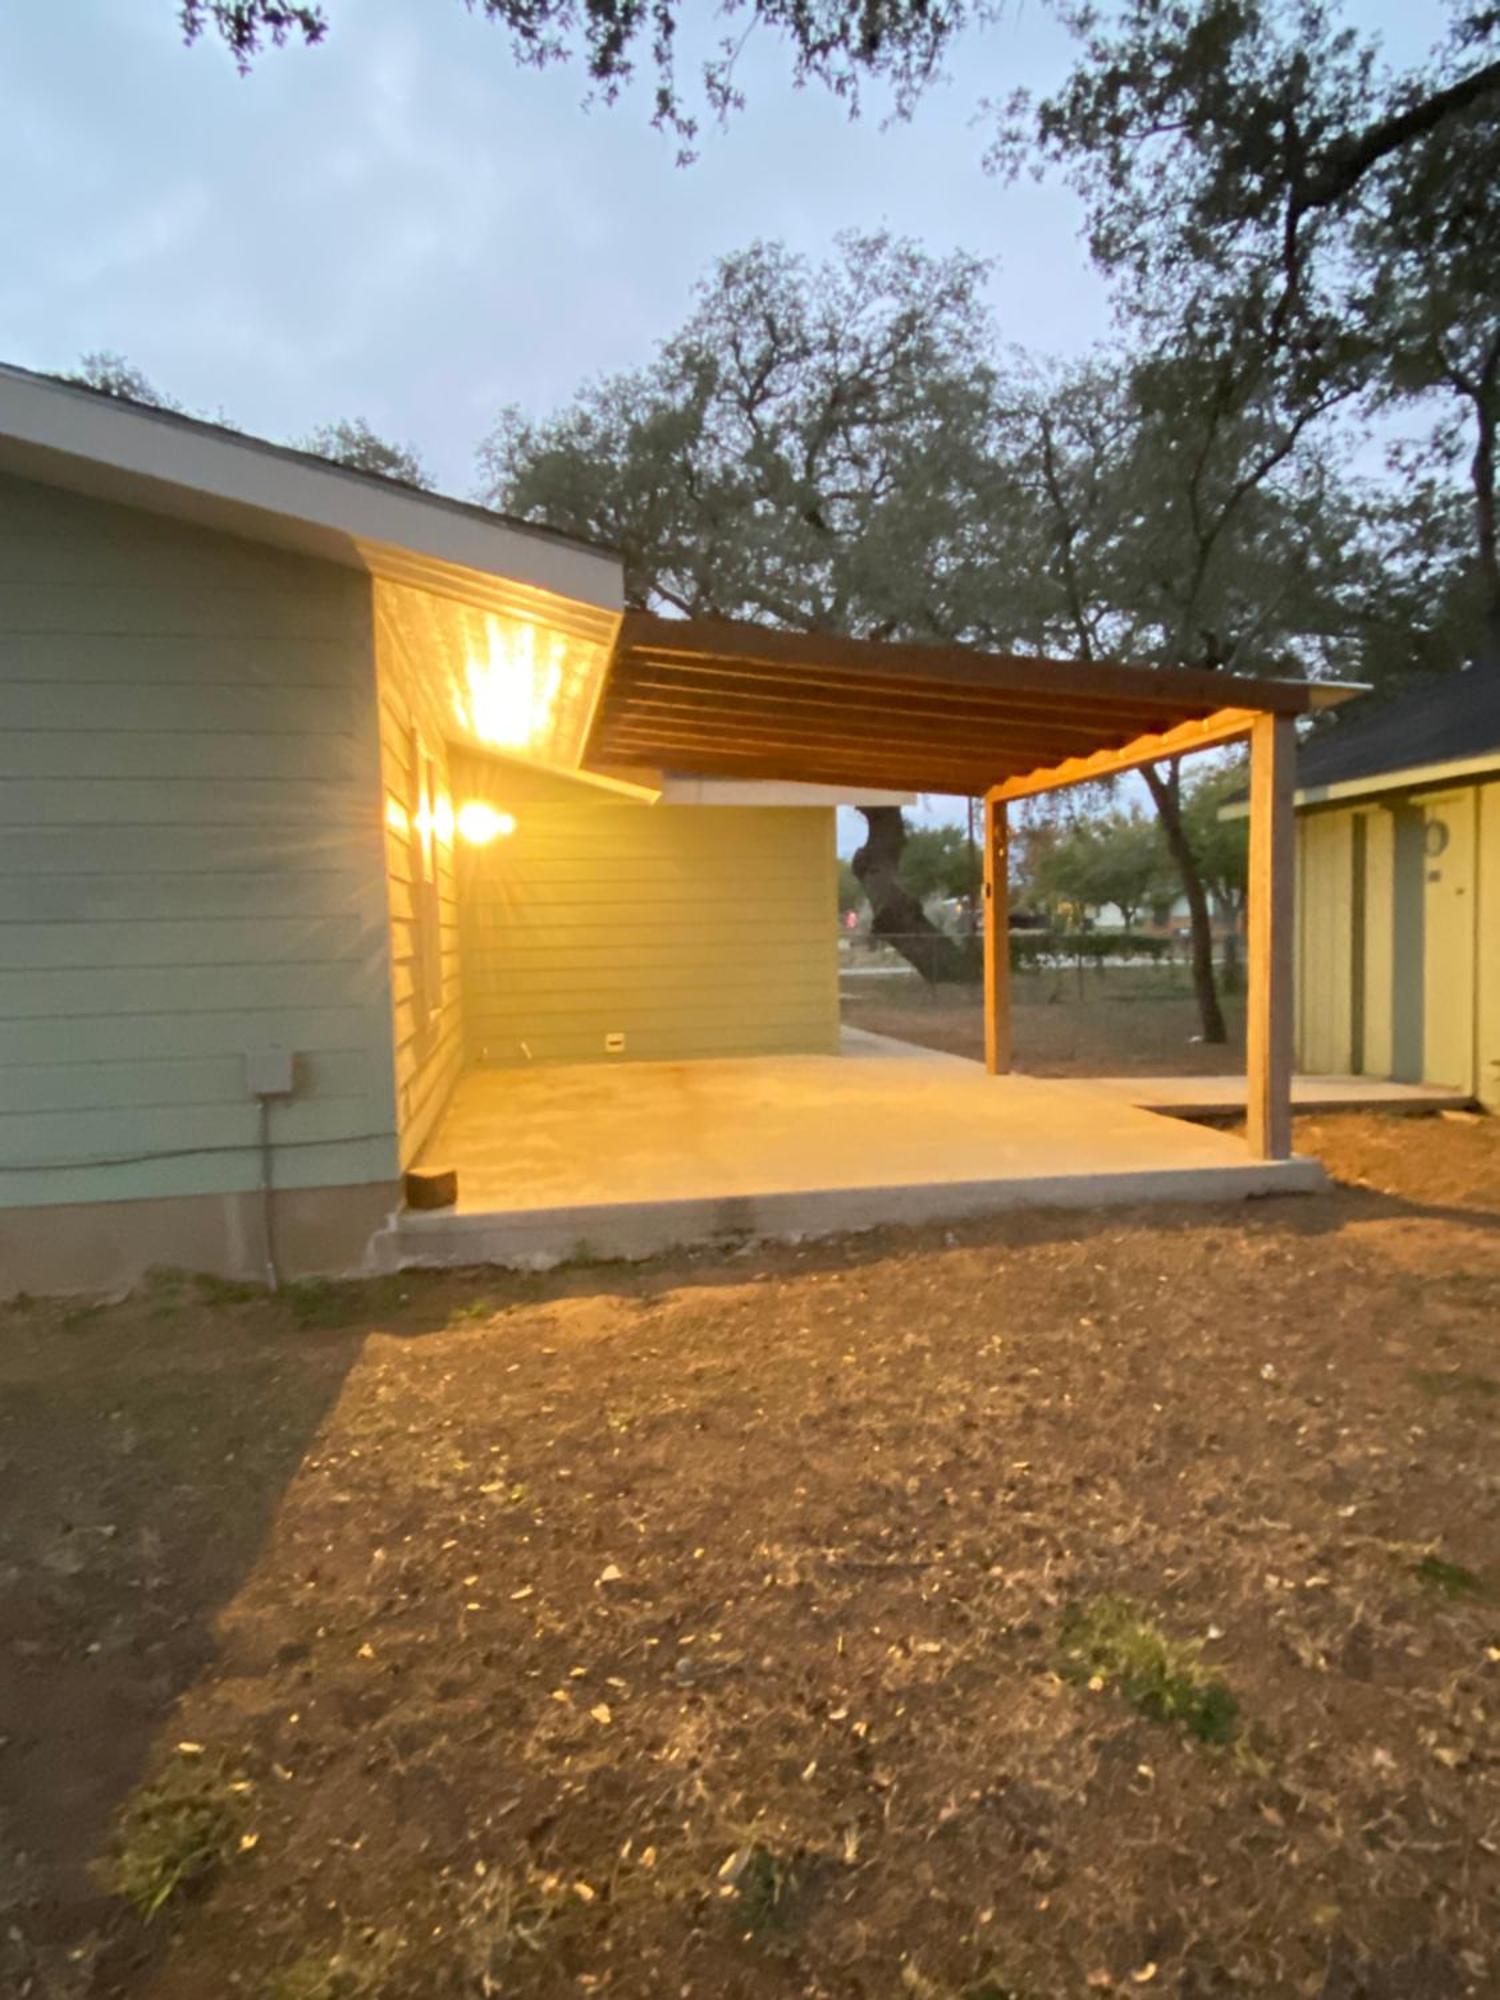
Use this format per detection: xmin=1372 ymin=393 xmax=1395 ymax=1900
xmin=656 ymin=778 xmax=916 ymax=808
xmin=1218 ymin=748 xmax=1500 ymax=821
xmin=0 ymin=367 xmax=623 ymax=612
xmin=1295 ymin=752 xmax=1500 ymax=807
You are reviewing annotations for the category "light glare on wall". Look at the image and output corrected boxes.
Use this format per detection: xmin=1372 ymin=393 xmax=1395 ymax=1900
xmin=457 ymin=801 xmax=517 ymax=845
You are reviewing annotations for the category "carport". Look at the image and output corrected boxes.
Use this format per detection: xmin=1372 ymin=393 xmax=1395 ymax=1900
xmin=591 ymin=611 xmax=1358 ymax=1160
xmin=381 ymin=612 xmax=1360 ymax=1271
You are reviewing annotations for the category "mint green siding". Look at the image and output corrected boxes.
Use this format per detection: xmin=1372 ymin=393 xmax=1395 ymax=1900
xmin=0 ymin=474 xmax=400 ymax=1210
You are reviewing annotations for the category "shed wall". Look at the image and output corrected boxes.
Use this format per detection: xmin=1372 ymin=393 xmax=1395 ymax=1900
xmin=1294 ymin=775 xmax=1500 ymax=1106
xmin=1358 ymin=807 xmax=1395 ymax=1079
xmin=0 ymin=472 xmax=399 ymax=1222
xmin=452 ymin=755 xmax=840 ymax=1066
xmin=1295 ymin=807 xmax=1354 ymax=1074
xmin=1478 ymin=779 xmax=1500 ymax=1109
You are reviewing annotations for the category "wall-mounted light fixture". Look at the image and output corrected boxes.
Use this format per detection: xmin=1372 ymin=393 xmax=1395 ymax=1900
xmin=457 ymin=801 xmax=517 ymax=846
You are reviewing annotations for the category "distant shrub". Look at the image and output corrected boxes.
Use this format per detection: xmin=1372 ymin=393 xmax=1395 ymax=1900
xmin=1008 ymin=929 xmax=1172 ymax=971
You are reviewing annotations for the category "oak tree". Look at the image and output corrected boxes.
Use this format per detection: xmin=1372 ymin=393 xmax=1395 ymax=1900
xmin=179 ymin=0 xmax=982 ymax=149
xmin=484 ymin=232 xmax=1003 ymax=977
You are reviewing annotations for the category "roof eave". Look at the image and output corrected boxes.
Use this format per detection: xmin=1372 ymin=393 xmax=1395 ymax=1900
xmin=0 ymin=364 xmax=624 ymax=613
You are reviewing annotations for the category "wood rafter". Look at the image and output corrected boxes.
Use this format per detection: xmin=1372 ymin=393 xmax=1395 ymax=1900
xmin=587 ymin=612 xmax=1363 ymax=798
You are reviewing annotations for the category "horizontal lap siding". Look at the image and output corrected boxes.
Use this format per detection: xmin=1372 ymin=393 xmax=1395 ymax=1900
xmin=0 ymin=473 xmax=399 ymax=1209
xmin=453 ymin=754 xmax=839 ymax=1065
xmin=373 ymin=585 xmax=465 ymax=1166
xmin=1476 ymin=779 xmax=1500 ymax=1110
xmin=1295 ymin=809 xmax=1354 ymax=1076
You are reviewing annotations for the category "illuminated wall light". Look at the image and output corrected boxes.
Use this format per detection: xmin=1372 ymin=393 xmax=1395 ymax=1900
xmin=457 ymin=801 xmax=517 ymax=846
xmin=385 ymin=798 xmax=410 ymax=836
xmin=433 ymin=796 xmax=455 ymax=845
xmin=465 ymin=619 xmax=566 ymax=752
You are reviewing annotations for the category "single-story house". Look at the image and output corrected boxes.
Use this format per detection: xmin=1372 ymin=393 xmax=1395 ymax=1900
xmin=1290 ymin=663 xmax=1500 ymax=1108
xmin=0 ymin=364 xmax=1353 ymax=1294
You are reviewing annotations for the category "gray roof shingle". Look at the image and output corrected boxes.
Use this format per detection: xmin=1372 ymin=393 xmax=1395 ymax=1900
xmin=1298 ymin=663 xmax=1500 ymax=793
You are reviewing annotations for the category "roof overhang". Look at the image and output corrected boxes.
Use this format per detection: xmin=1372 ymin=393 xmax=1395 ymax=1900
xmin=588 ymin=611 xmax=1363 ymax=800
xmin=0 ymin=363 xmax=623 ymax=617
xmin=1219 ymin=746 xmax=1500 ymax=819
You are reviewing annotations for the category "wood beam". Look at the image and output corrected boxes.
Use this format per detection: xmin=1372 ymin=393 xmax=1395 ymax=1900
xmin=988 ymin=708 xmax=1262 ymax=802
xmin=1246 ymin=712 xmax=1297 ymax=1161
xmin=594 ymin=733 xmax=1013 ymax=795
xmin=617 ymin=660 xmax=1188 ymax=734
xmin=984 ymin=795 xmax=1011 ymax=1075
xmin=597 ymin=709 xmax=1143 ymax=770
xmin=605 ymin=687 xmax=1168 ymax=751
xmin=619 ymin=611 xmax=1327 ymax=717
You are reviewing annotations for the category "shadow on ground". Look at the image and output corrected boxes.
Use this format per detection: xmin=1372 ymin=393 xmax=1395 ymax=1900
xmin=0 ymin=1274 xmax=370 ymax=1994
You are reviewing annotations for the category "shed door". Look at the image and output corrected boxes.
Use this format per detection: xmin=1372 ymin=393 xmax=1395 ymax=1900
xmin=1421 ymin=790 xmax=1476 ymax=1092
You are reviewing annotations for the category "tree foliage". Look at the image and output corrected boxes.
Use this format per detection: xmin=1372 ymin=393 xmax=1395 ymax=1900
xmin=897 ymin=824 xmax=980 ymax=905
xmin=179 ymin=0 xmax=981 ymax=149
xmin=485 ymin=233 xmax=1004 ymax=979
xmin=299 ymin=416 xmax=434 ymax=489
xmin=997 ymin=0 xmax=1500 ymax=664
xmin=1028 ymin=808 xmax=1173 ymax=929
xmin=1180 ymin=759 xmax=1250 ymax=915
xmin=485 ymin=233 xmax=996 ymax=633
xmin=64 ymin=351 xmax=181 ymax=410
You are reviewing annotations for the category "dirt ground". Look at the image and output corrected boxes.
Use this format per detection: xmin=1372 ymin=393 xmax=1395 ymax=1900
xmin=3 ymin=1112 xmax=1498 ymax=2000
xmin=842 ymin=974 xmax=1248 ymax=1076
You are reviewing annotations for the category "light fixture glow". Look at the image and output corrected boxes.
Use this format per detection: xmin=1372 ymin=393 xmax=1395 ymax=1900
xmin=433 ymin=796 xmax=455 ymax=845
xmin=465 ymin=620 xmax=566 ymax=752
xmin=457 ymin=801 xmax=516 ymax=846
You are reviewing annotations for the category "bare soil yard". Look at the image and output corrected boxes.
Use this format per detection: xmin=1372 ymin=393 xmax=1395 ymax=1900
xmin=2 ymin=1113 xmax=1498 ymax=2000
xmin=842 ymin=973 xmax=1247 ymax=1077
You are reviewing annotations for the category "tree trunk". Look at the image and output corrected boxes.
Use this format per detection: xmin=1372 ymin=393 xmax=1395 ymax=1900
xmin=1142 ymin=761 xmax=1227 ymax=1044
xmin=852 ymin=805 xmax=970 ymax=984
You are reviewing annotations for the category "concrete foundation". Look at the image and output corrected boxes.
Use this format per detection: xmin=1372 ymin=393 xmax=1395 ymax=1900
xmin=1099 ymin=1073 xmax=1471 ymax=1118
xmin=0 ymin=1180 xmax=401 ymax=1299
xmin=375 ymin=1035 xmax=1324 ymax=1272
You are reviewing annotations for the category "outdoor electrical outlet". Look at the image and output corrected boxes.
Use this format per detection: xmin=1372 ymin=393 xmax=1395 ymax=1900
xmin=605 ymin=1032 xmax=626 ymax=1054
xmin=245 ymin=1046 xmax=296 ymax=1098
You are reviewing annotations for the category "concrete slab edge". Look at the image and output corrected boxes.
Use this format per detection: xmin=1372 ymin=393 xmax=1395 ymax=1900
xmin=369 ymin=1156 xmax=1327 ymax=1274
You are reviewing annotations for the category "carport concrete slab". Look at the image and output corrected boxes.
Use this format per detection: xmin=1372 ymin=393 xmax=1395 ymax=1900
xmin=375 ymin=1037 xmax=1323 ymax=1272
xmin=1098 ymin=1073 xmax=1471 ymax=1119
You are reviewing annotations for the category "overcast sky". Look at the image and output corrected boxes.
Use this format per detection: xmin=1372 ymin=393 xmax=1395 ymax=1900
xmin=0 ymin=0 xmax=1430 ymax=497
xmin=0 ymin=3 xmax=1438 ymax=845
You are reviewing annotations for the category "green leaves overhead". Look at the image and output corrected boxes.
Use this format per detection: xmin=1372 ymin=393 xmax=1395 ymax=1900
xmin=483 ymin=233 xmax=1003 ymax=642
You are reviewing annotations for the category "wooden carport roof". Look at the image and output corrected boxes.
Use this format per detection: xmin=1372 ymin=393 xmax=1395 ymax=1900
xmin=589 ymin=610 xmax=1359 ymax=799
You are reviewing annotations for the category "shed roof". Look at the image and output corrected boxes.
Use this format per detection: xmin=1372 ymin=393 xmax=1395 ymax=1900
xmin=589 ymin=611 xmax=1358 ymax=799
xmin=1294 ymin=661 xmax=1500 ymax=798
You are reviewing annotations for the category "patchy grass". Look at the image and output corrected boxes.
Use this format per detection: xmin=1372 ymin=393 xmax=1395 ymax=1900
xmin=1410 ymin=1366 xmax=1499 ymax=1403
xmin=4 ymin=1109 xmax=1499 ymax=1999
xmin=102 ymin=1753 xmax=253 ymax=1920
xmin=268 ymin=1926 xmax=409 ymax=2000
xmin=901 ymin=1966 xmax=1036 ymax=2000
xmin=1413 ymin=1553 xmax=1485 ymax=1600
xmin=717 ymin=1838 xmax=823 ymax=1938
xmin=1056 ymin=1596 xmax=1240 ymax=1745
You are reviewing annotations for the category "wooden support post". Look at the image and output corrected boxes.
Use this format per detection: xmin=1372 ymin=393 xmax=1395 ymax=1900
xmin=1247 ymin=712 xmax=1296 ymax=1159
xmin=983 ymin=792 xmax=1012 ymax=1074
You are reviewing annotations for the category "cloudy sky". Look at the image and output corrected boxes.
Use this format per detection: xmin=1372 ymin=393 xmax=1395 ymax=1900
xmin=0 ymin=0 xmax=1422 ymax=497
xmin=0 ymin=2 xmax=1435 ymax=842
